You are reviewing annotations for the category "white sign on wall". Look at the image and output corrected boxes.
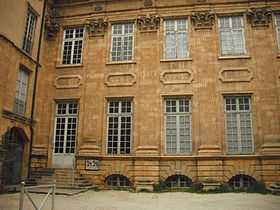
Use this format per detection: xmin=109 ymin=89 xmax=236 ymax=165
xmin=85 ymin=159 xmax=100 ymax=170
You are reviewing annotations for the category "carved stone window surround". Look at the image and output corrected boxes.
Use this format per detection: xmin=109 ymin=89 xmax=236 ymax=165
xmin=191 ymin=11 xmax=215 ymax=30
xmin=160 ymin=70 xmax=194 ymax=85
xmin=86 ymin=18 xmax=108 ymax=37
xmin=55 ymin=75 xmax=83 ymax=89
xmin=137 ymin=14 xmax=161 ymax=32
xmin=219 ymin=68 xmax=253 ymax=83
xmin=247 ymin=8 xmax=272 ymax=27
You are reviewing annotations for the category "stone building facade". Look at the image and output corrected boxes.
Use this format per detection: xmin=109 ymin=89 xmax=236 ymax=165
xmin=0 ymin=0 xmax=45 ymax=186
xmin=3 ymin=0 xmax=280 ymax=191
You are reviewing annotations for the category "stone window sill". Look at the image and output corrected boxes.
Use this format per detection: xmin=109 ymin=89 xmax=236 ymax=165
xmin=218 ymin=55 xmax=251 ymax=60
xmin=56 ymin=64 xmax=83 ymax=69
xmin=106 ymin=60 xmax=136 ymax=65
xmin=160 ymin=58 xmax=192 ymax=62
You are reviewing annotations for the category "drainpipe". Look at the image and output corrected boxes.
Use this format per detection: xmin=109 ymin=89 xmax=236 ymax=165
xmin=28 ymin=0 xmax=47 ymax=178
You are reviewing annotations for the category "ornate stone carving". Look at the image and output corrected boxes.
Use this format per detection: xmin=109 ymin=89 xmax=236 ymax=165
xmin=55 ymin=75 xmax=83 ymax=89
xmin=86 ymin=18 xmax=108 ymax=36
xmin=160 ymin=70 xmax=193 ymax=85
xmin=191 ymin=11 xmax=215 ymax=30
xmin=105 ymin=73 xmax=136 ymax=87
xmin=45 ymin=7 xmax=60 ymax=40
xmin=219 ymin=68 xmax=253 ymax=83
xmin=137 ymin=14 xmax=160 ymax=31
xmin=247 ymin=8 xmax=272 ymax=27
xmin=144 ymin=0 xmax=153 ymax=7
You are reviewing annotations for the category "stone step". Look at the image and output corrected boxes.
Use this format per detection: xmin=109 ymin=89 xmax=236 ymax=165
xmin=27 ymin=168 xmax=94 ymax=190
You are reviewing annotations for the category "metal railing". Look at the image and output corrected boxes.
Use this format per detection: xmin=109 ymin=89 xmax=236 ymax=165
xmin=19 ymin=182 xmax=55 ymax=210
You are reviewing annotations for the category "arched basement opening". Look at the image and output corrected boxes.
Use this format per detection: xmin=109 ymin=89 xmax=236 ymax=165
xmin=165 ymin=175 xmax=192 ymax=189
xmin=228 ymin=174 xmax=256 ymax=190
xmin=105 ymin=174 xmax=132 ymax=189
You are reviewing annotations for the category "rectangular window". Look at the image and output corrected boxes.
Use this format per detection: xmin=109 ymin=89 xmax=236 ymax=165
xmin=107 ymin=100 xmax=132 ymax=154
xmin=165 ymin=98 xmax=192 ymax=154
xmin=224 ymin=96 xmax=253 ymax=154
xmin=22 ymin=8 xmax=37 ymax=54
xmin=164 ymin=19 xmax=188 ymax=59
xmin=14 ymin=68 xmax=29 ymax=115
xmin=111 ymin=23 xmax=134 ymax=62
xmin=219 ymin=16 xmax=246 ymax=56
xmin=54 ymin=102 xmax=78 ymax=154
xmin=275 ymin=15 xmax=280 ymax=49
xmin=61 ymin=28 xmax=84 ymax=64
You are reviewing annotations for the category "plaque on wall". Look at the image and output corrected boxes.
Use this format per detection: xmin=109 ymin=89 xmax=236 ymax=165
xmin=85 ymin=159 xmax=100 ymax=170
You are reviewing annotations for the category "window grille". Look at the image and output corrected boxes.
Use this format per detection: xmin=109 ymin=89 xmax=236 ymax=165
xmin=224 ymin=96 xmax=253 ymax=154
xmin=14 ymin=69 xmax=29 ymax=115
xmin=107 ymin=100 xmax=132 ymax=154
xmin=22 ymin=8 xmax=37 ymax=54
xmin=62 ymin=28 xmax=84 ymax=64
xmin=165 ymin=98 xmax=192 ymax=154
xmin=111 ymin=23 xmax=134 ymax=61
xmin=54 ymin=102 xmax=78 ymax=154
xmin=219 ymin=16 xmax=246 ymax=56
xmin=164 ymin=19 xmax=188 ymax=59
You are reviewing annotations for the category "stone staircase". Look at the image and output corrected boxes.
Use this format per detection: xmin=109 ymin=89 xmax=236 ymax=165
xmin=267 ymin=182 xmax=280 ymax=194
xmin=26 ymin=168 xmax=94 ymax=190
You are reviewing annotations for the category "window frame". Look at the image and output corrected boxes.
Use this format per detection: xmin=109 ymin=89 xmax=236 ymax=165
xmin=22 ymin=6 xmax=37 ymax=54
xmin=224 ymin=95 xmax=254 ymax=154
xmin=275 ymin=14 xmax=280 ymax=51
xmin=218 ymin=15 xmax=247 ymax=57
xmin=164 ymin=97 xmax=192 ymax=155
xmin=163 ymin=18 xmax=189 ymax=60
xmin=60 ymin=27 xmax=85 ymax=65
xmin=53 ymin=101 xmax=79 ymax=154
xmin=106 ymin=99 xmax=133 ymax=155
xmin=110 ymin=22 xmax=135 ymax=62
xmin=14 ymin=67 xmax=30 ymax=116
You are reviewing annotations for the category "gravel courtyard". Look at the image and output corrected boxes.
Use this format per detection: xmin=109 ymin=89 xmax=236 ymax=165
xmin=0 ymin=190 xmax=280 ymax=210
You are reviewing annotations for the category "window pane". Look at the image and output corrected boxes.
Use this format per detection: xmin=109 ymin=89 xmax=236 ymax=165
xmin=23 ymin=9 xmax=37 ymax=54
xmin=111 ymin=23 xmax=134 ymax=61
xmin=14 ymin=69 xmax=29 ymax=115
xmin=54 ymin=102 xmax=78 ymax=154
xmin=62 ymin=28 xmax=83 ymax=64
xmin=219 ymin=16 xmax=245 ymax=56
xmin=225 ymin=96 xmax=253 ymax=154
xmin=107 ymin=100 xmax=132 ymax=154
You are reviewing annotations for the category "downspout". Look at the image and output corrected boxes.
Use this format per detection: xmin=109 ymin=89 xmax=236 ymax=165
xmin=28 ymin=0 xmax=47 ymax=178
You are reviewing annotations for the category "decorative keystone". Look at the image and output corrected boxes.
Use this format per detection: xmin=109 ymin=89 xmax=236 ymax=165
xmin=247 ymin=8 xmax=272 ymax=27
xmin=137 ymin=14 xmax=160 ymax=31
xmin=86 ymin=18 xmax=108 ymax=36
xmin=191 ymin=11 xmax=215 ymax=30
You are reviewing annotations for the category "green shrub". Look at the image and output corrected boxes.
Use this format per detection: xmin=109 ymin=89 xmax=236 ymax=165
xmin=247 ymin=181 xmax=267 ymax=194
xmin=153 ymin=180 xmax=168 ymax=192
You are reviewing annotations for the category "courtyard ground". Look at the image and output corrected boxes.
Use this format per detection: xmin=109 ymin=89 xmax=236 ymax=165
xmin=0 ymin=190 xmax=280 ymax=210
